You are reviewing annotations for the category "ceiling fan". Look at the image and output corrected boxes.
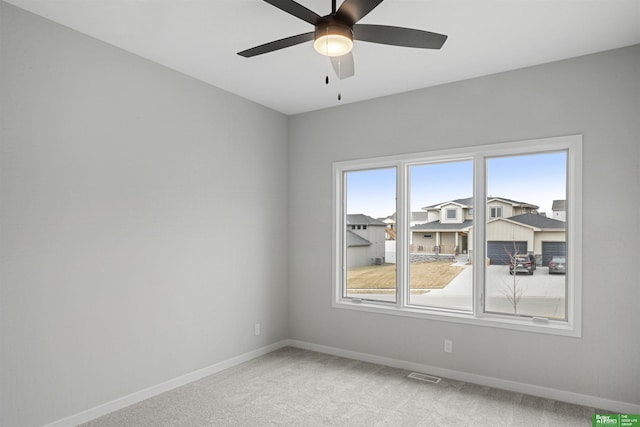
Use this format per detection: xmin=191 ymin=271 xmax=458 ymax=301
xmin=238 ymin=0 xmax=448 ymax=80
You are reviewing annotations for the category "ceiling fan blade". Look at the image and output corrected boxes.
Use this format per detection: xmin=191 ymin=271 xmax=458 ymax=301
xmin=335 ymin=0 xmax=384 ymax=24
xmin=237 ymin=32 xmax=314 ymax=57
xmin=330 ymin=52 xmax=355 ymax=80
xmin=354 ymin=24 xmax=448 ymax=49
xmin=263 ymin=0 xmax=322 ymax=25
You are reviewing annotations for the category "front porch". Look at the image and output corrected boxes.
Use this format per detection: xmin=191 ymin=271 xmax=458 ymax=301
xmin=410 ymin=230 xmax=469 ymax=255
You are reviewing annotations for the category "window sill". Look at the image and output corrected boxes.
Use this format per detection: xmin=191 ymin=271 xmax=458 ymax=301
xmin=332 ymin=298 xmax=581 ymax=337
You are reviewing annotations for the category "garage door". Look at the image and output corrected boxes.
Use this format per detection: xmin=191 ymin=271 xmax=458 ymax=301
xmin=487 ymin=241 xmax=528 ymax=265
xmin=542 ymin=242 xmax=566 ymax=266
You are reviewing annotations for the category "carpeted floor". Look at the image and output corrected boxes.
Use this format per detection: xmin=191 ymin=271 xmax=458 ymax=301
xmin=80 ymin=346 xmax=598 ymax=426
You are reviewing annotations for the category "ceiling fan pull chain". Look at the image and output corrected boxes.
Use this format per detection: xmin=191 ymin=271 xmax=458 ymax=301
xmin=337 ymin=56 xmax=342 ymax=101
xmin=325 ymin=53 xmax=330 ymax=85
xmin=325 ymin=24 xmax=330 ymax=86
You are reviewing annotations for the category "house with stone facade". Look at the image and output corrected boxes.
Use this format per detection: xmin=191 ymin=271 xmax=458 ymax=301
xmin=410 ymin=197 xmax=566 ymax=265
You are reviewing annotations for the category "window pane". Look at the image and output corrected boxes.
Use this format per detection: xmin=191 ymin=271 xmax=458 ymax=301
xmin=484 ymin=151 xmax=567 ymax=320
xmin=344 ymin=168 xmax=396 ymax=302
xmin=408 ymin=160 xmax=473 ymax=311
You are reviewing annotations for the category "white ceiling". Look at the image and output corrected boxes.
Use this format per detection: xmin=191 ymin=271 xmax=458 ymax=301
xmin=5 ymin=0 xmax=640 ymax=115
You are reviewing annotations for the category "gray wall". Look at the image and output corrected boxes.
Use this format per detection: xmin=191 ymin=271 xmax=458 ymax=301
xmin=2 ymin=2 xmax=639 ymax=425
xmin=0 ymin=3 xmax=289 ymax=426
xmin=289 ymin=45 xmax=640 ymax=406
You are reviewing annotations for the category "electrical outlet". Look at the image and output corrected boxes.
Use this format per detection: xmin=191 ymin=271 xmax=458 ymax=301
xmin=444 ymin=339 xmax=453 ymax=353
xmin=254 ymin=323 xmax=261 ymax=336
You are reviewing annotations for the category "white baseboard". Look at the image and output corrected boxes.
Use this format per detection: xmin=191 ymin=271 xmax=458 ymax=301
xmin=42 ymin=340 xmax=290 ymax=427
xmin=42 ymin=338 xmax=639 ymax=426
xmin=287 ymin=339 xmax=640 ymax=415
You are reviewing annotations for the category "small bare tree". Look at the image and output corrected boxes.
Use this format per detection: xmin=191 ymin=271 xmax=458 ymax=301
xmin=503 ymin=241 xmax=528 ymax=313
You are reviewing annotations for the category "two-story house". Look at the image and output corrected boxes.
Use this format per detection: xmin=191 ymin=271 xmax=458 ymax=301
xmin=346 ymin=214 xmax=388 ymax=268
xmin=411 ymin=197 xmax=566 ymax=265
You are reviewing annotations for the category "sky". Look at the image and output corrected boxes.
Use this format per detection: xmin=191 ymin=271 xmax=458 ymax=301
xmin=346 ymin=151 xmax=567 ymax=218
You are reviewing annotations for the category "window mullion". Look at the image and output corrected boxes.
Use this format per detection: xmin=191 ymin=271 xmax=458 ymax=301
xmin=472 ymin=154 xmax=486 ymax=317
xmin=397 ymin=161 xmax=408 ymax=309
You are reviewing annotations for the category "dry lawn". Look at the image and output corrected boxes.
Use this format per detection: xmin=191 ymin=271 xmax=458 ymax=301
xmin=346 ymin=261 xmax=465 ymax=292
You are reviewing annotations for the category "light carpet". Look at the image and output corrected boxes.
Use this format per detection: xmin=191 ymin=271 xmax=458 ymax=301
xmin=80 ymin=346 xmax=598 ymax=426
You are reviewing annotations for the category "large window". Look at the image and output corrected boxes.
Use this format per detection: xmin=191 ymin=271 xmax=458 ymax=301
xmin=344 ymin=168 xmax=396 ymax=303
xmin=332 ymin=135 xmax=582 ymax=336
xmin=408 ymin=160 xmax=473 ymax=312
xmin=484 ymin=152 xmax=568 ymax=320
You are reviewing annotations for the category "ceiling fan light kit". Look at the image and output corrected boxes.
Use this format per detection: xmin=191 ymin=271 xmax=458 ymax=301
xmin=314 ymin=22 xmax=353 ymax=57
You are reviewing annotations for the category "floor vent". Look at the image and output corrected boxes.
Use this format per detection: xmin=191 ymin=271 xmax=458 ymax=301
xmin=408 ymin=372 xmax=441 ymax=383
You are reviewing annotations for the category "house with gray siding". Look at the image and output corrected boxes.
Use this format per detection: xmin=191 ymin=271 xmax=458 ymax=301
xmin=411 ymin=197 xmax=566 ymax=264
xmin=346 ymin=214 xmax=387 ymax=268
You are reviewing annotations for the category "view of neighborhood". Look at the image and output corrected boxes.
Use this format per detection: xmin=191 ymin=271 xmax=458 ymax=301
xmin=343 ymin=151 xmax=568 ymax=319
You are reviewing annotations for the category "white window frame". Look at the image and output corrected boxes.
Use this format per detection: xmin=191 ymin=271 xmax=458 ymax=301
xmin=446 ymin=208 xmax=457 ymax=220
xmin=490 ymin=206 xmax=503 ymax=218
xmin=332 ymin=135 xmax=582 ymax=337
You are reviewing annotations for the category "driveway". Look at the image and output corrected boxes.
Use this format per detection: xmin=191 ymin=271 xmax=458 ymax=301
xmin=407 ymin=264 xmax=567 ymax=318
xmin=348 ymin=264 xmax=567 ymax=319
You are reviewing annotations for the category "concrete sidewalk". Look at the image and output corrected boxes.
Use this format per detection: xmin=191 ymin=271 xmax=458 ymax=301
xmin=350 ymin=264 xmax=567 ymax=318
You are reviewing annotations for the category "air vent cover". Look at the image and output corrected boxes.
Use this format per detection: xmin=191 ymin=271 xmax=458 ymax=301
xmin=408 ymin=372 xmax=441 ymax=383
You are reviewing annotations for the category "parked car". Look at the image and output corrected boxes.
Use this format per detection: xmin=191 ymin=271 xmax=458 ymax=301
xmin=548 ymin=256 xmax=566 ymax=274
xmin=526 ymin=253 xmax=536 ymax=270
xmin=509 ymin=256 xmax=534 ymax=275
